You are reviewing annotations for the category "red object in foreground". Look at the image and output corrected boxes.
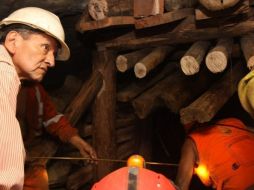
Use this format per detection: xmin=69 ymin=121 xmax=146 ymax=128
xmin=91 ymin=166 xmax=176 ymax=190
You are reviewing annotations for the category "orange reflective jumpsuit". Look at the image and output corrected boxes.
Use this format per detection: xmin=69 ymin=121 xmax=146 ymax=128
xmin=190 ymin=118 xmax=254 ymax=190
xmin=17 ymin=82 xmax=78 ymax=190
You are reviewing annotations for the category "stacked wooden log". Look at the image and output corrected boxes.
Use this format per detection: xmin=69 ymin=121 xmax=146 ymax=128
xmin=180 ymin=60 xmax=246 ymax=128
xmin=205 ymin=38 xmax=233 ymax=73
xmin=180 ymin=41 xmax=210 ymax=75
xmin=115 ymin=37 xmax=247 ymax=121
xmin=179 ymin=38 xmax=236 ymax=75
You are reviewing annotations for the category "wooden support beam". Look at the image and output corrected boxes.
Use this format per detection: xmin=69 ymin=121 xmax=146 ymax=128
xmin=134 ymin=46 xmax=174 ymax=78
xmin=97 ymin=15 xmax=254 ymax=50
xmin=64 ymin=70 xmax=103 ymax=126
xmin=240 ymin=33 xmax=254 ymax=70
xmin=180 ymin=41 xmax=210 ymax=75
xmin=160 ymin=67 xmax=215 ymax=113
xmin=205 ymin=38 xmax=233 ymax=73
xmin=135 ymin=8 xmax=194 ymax=29
xmin=76 ymin=16 xmax=135 ymax=32
xmin=116 ymin=48 xmax=152 ymax=73
xmin=92 ymin=50 xmax=117 ymax=179
xmin=180 ymin=60 xmax=246 ymax=125
xmin=117 ymin=62 xmax=176 ymax=102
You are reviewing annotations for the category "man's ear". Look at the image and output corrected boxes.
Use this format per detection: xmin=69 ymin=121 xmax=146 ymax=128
xmin=4 ymin=31 xmax=20 ymax=54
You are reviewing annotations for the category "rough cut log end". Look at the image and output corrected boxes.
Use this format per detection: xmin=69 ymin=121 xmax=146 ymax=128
xmin=198 ymin=0 xmax=240 ymax=11
xmin=88 ymin=0 xmax=108 ymax=20
xmin=205 ymin=51 xmax=227 ymax=73
xmin=180 ymin=56 xmax=200 ymax=75
xmin=134 ymin=62 xmax=147 ymax=78
xmin=116 ymin=55 xmax=128 ymax=72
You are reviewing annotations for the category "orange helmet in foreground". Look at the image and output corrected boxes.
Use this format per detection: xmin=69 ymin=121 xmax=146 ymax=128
xmin=91 ymin=166 xmax=177 ymax=190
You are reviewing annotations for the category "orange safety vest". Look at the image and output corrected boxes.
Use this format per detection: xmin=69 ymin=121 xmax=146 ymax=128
xmin=18 ymin=82 xmax=77 ymax=144
xmin=190 ymin=118 xmax=254 ymax=190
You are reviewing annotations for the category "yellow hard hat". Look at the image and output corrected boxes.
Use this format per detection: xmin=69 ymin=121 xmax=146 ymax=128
xmin=238 ymin=70 xmax=254 ymax=118
xmin=0 ymin=7 xmax=70 ymax=61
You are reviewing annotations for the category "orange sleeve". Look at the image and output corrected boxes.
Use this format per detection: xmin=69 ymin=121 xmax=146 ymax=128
xmin=38 ymin=83 xmax=78 ymax=142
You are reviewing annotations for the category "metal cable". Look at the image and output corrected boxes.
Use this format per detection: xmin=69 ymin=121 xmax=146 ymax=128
xmin=30 ymin=156 xmax=179 ymax=167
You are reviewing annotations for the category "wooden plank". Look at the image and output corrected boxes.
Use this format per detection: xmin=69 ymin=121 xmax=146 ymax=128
xmin=97 ymin=15 xmax=254 ymax=50
xmin=195 ymin=0 xmax=249 ymax=21
xmin=76 ymin=16 xmax=135 ymax=32
xmin=135 ymin=8 xmax=194 ymax=29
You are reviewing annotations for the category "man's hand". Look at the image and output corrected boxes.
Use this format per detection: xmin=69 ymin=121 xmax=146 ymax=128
xmin=69 ymin=135 xmax=97 ymax=162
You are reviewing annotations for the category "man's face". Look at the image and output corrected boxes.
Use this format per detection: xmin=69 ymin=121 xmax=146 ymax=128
xmin=12 ymin=32 xmax=58 ymax=81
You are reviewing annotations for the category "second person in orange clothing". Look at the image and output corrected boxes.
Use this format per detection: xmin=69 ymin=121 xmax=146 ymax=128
xmin=175 ymin=118 xmax=254 ymax=190
xmin=17 ymin=81 xmax=97 ymax=190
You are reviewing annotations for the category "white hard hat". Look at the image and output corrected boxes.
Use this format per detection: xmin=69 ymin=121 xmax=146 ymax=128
xmin=0 ymin=7 xmax=70 ymax=61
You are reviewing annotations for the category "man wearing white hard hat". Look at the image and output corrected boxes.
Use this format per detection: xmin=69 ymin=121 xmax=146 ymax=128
xmin=0 ymin=7 xmax=70 ymax=189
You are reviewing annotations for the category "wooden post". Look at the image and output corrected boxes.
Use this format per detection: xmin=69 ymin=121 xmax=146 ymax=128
xmin=180 ymin=41 xmax=210 ymax=75
xmin=198 ymin=0 xmax=240 ymax=11
xmin=180 ymin=60 xmax=245 ymax=126
xmin=92 ymin=50 xmax=117 ymax=179
xmin=134 ymin=46 xmax=173 ymax=78
xmin=205 ymin=38 xmax=233 ymax=73
xmin=240 ymin=33 xmax=254 ymax=70
xmin=116 ymin=48 xmax=152 ymax=72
